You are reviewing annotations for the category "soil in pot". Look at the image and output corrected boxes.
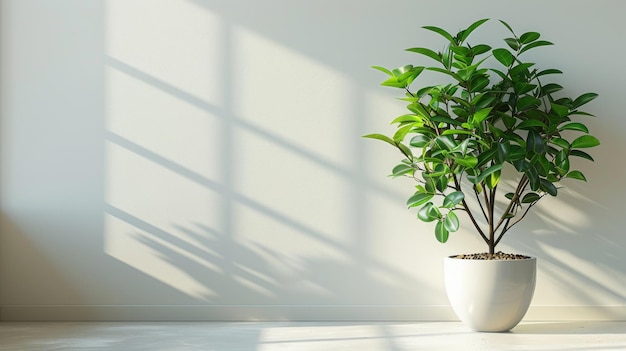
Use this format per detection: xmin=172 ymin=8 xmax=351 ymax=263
xmin=452 ymin=251 xmax=531 ymax=260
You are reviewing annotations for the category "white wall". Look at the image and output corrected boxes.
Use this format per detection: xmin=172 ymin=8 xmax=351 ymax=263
xmin=1 ymin=0 xmax=624 ymax=321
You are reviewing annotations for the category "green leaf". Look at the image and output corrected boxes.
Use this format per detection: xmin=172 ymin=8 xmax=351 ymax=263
xmin=472 ymin=44 xmax=492 ymax=55
xmin=418 ymin=202 xmax=441 ymax=222
xmin=391 ymin=65 xmax=414 ymax=77
xmin=550 ymin=103 xmax=569 ymax=118
xmin=444 ymin=211 xmax=460 ymax=232
xmin=393 ymin=124 xmax=413 ymax=142
xmin=522 ymin=192 xmax=541 ymax=203
xmin=570 ymin=110 xmax=596 ymax=117
xmin=442 ymin=191 xmax=465 ymax=208
xmin=457 ymin=66 xmax=476 ymax=81
xmin=517 ymin=120 xmax=547 ymax=130
xmin=493 ymin=48 xmax=514 ymax=67
xmin=514 ymin=82 xmax=537 ymax=95
xmin=426 ymin=67 xmax=462 ymax=82
xmin=392 ymin=164 xmax=414 ymax=178
xmin=422 ymin=25 xmax=455 ymax=43
xmin=410 ymin=102 xmax=431 ymax=118
xmin=424 ymin=163 xmax=451 ymax=178
xmin=371 ymin=65 xmax=392 ymax=76
xmin=550 ymin=137 xmax=570 ymax=150
xmin=458 ymin=18 xmax=490 ymax=43
xmin=542 ymin=83 xmax=564 ymax=95
xmin=519 ymin=40 xmax=553 ymax=54
xmin=513 ymin=159 xmax=530 ymax=172
xmin=504 ymin=37 xmax=519 ymax=51
xmin=363 ymin=133 xmax=395 ymax=147
xmin=476 ymin=148 xmax=497 ymax=168
xmin=432 ymin=115 xmax=463 ymax=126
xmin=473 ymin=107 xmax=493 ymax=124
xmin=526 ymin=167 xmax=540 ymax=191
xmin=424 ymin=178 xmax=436 ymax=194
xmin=570 ymin=150 xmax=594 ymax=161
xmin=507 ymin=145 xmax=526 ymax=161
xmin=452 ymin=155 xmax=478 ymax=168
xmin=557 ymin=156 xmax=571 ymax=176
xmin=573 ymin=93 xmax=598 ymax=108
xmin=450 ymin=46 xmax=471 ymax=57
xmin=435 ymin=135 xmax=457 ymax=151
xmin=467 ymin=164 xmax=503 ymax=184
xmin=497 ymin=142 xmax=510 ymax=163
xmin=540 ymin=179 xmax=558 ymax=196
xmin=435 ymin=221 xmax=450 ymax=243
xmin=536 ymin=68 xmax=562 ymax=77
xmin=454 ymin=139 xmax=471 ymax=155
xmin=391 ymin=114 xmax=422 ymax=125
xmin=526 ymin=129 xmax=545 ymax=154
xmin=555 ymin=148 xmax=568 ymax=165
xmin=559 ymin=122 xmax=589 ymax=133
xmin=486 ymin=170 xmax=501 ymax=189
xmin=520 ymin=31 xmax=540 ymax=44
xmin=436 ymin=175 xmax=449 ymax=192
xmin=565 ymin=170 xmax=587 ymax=181
xmin=442 ymin=45 xmax=453 ymax=69
xmin=397 ymin=142 xmax=414 ymax=160
xmin=490 ymin=68 xmax=507 ymax=80
xmin=469 ymin=76 xmax=490 ymax=93
xmin=571 ymin=135 xmax=600 ymax=148
xmin=397 ymin=66 xmax=425 ymax=85
xmin=533 ymin=154 xmax=551 ymax=177
xmin=407 ymin=193 xmax=434 ymax=208
xmin=516 ymin=96 xmax=541 ymax=111
xmin=499 ymin=20 xmax=515 ymax=35
xmin=510 ymin=62 xmax=535 ymax=77
xmin=441 ymin=129 xmax=474 ymax=136
xmin=406 ymin=47 xmax=441 ymax=63
xmin=410 ymin=135 xmax=430 ymax=148
xmin=381 ymin=77 xmax=406 ymax=88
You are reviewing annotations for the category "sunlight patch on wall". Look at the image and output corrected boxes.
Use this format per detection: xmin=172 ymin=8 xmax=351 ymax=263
xmin=534 ymin=197 xmax=590 ymax=234
xmin=234 ymin=127 xmax=350 ymax=244
xmin=103 ymin=0 xmax=229 ymax=300
xmin=101 ymin=0 xmax=439 ymax=304
xmin=104 ymin=141 xmax=222 ymax=234
xmin=105 ymin=0 xmax=223 ymax=106
xmin=231 ymin=26 xmax=352 ymax=167
xmin=105 ymin=66 xmax=222 ymax=179
xmin=534 ymin=245 xmax=625 ymax=306
xmin=104 ymin=139 xmax=223 ymax=300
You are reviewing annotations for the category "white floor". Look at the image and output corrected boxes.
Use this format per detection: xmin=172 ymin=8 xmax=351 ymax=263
xmin=0 ymin=321 xmax=625 ymax=351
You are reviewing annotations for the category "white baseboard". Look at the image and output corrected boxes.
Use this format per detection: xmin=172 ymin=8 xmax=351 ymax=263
xmin=1 ymin=305 xmax=625 ymax=322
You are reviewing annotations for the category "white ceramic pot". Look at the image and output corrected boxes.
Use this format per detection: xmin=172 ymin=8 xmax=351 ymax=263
xmin=444 ymin=256 xmax=536 ymax=332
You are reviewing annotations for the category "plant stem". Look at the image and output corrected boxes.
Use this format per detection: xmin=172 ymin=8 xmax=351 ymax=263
xmin=453 ymin=176 xmax=489 ymax=244
xmin=494 ymin=175 xmax=528 ymax=232
xmin=488 ymin=186 xmax=497 ymax=254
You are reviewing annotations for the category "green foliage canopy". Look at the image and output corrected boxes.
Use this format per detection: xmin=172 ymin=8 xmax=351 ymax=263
xmin=365 ymin=19 xmax=599 ymax=253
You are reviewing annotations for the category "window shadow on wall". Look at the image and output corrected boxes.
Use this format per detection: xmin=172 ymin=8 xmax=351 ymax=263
xmin=102 ymin=0 xmax=436 ymax=318
xmin=101 ymin=0 xmax=624 ymax=321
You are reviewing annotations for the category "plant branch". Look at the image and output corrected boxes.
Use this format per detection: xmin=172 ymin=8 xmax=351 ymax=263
xmin=494 ymin=175 xmax=528 ymax=232
xmin=487 ymin=184 xmax=497 ymax=253
xmin=473 ymin=185 xmax=488 ymax=221
xmin=454 ymin=176 xmax=489 ymax=244
xmin=494 ymin=196 xmax=543 ymax=247
xmin=405 ymin=87 xmax=415 ymax=98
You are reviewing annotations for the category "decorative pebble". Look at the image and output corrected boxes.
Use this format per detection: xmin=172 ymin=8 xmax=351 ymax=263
xmin=453 ymin=251 xmax=531 ymax=260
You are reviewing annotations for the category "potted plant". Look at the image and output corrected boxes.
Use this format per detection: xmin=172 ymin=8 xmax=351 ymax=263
xmin=364 ymin=19 xmax=600 ymax=332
